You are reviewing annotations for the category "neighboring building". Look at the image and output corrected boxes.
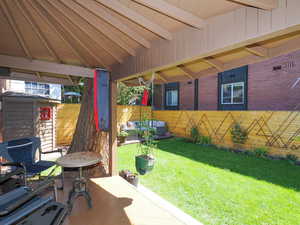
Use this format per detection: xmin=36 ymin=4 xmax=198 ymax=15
xmin=0 ymin=80 xmax=61 ymax=101
xmin=153 ymin=50 xmax=300 ymax=111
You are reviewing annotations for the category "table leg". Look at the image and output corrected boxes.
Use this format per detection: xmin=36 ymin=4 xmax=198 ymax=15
xmin=67 ymin=167 xmax=93 ymax=214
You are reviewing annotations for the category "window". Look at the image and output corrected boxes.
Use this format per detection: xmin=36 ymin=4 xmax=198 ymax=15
xmin=25 ymin=82 xmax=50 ymax=97
xmin=166 ymin=89 xmax=178 ymax=106
xmin=221 ymin=82 xmax=244 ymax=104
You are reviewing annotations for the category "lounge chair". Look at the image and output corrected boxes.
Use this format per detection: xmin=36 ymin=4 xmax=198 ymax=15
xmin=0 ymin=137 xmax=63 ymax=188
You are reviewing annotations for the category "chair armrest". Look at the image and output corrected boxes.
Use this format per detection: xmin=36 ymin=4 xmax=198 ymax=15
xmin=0 ymin=167 xmax=25 ymax=184
xmin=41 ymin=148 xmax=63 ymax=156
xmin=1 ymin=162 xmax=23 ymax=167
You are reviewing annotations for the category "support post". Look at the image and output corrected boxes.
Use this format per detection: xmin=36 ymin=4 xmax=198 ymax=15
xmin=109 ymin=80 xmax=117 ymax=176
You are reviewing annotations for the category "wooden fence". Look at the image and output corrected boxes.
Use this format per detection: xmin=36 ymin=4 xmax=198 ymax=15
xmin=56 ymin=104 xmax=81 ymax=145
xmin=56 ymin=105 xmax=300 ymax=157
xmin=153 ymin=110 xmax=300 ymax=157
xmin=56 ymin=104 xmax=151 ymax=145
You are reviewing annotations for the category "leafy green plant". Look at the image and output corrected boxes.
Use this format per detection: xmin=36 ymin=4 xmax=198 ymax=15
xmin=118 ymin=130 xmax=129 ymax=137
xmin=138 ymin=116 xmax=157 ymax=156
xmin=201 ymin=136 xmax=212 ymax=146
xmin=253 ymin=147 xmax=269 ymax=158
xmin=117 ymin=82 xmax=146 ymax=105
xmin=190 ymin=126 xmax=201 ymax=144
xmin=190 ymin=126 xmax=212 ymax=146
xmin=231 ymin=123 xmax=248 ymax=144
xmin=286 ymin=154 xmax=298 ymax=163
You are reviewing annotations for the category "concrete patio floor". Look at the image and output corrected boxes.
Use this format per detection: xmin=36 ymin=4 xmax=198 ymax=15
xmin=57 ymin=176 xmax=201 ymax=225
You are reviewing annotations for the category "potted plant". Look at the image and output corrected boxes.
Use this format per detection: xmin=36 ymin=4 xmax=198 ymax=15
xmin=117 ymin=130 xmax=129 ymax=145
xmin=119 ymin=170 xmax=139 ymax=187
xmin=135 ymin=121 xmax=156 ymax=175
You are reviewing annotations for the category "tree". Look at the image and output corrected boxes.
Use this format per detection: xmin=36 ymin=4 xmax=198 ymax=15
xmin=69 ymin=78 xmax=110 ymax=175
xmin=117 ymin=82 xmax=145 ymax=105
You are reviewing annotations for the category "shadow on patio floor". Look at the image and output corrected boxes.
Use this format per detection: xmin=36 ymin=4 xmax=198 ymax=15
xmin=156 ymin=138 xmax=300 ymax=191
xmin=58 ymin=179 xmax=133 ymax=225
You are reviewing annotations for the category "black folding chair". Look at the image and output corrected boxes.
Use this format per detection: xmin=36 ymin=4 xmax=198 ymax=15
xmin=0 ymin=171 xmax=67 ymax=225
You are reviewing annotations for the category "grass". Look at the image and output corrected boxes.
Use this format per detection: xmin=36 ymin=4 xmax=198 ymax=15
xmin=118 ymin=138 xmax=300 ymax=225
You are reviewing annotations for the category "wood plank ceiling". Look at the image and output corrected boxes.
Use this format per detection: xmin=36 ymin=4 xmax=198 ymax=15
xmin=0 ymin=0 xmax=279 ymax=84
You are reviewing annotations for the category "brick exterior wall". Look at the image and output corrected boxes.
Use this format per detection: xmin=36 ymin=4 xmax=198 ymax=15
xmin=198 ymin=74 xmax=218 ymax=110
xmin=248 ymin=51 xmax=300 ymax=110
xmin=155 ymin=50 xmax=300 ymax=111
xmin=179 ymin=80 xmax=194 ymax=110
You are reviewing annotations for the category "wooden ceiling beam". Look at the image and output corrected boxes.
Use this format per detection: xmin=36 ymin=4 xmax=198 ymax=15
xmin=94 ymin=0 xmax=172 ymax=40
xmin=202 ymin=58 xmax=224 ymax=72
xmin=48 ymin=0 xmax=123 ymax=64
xmin=228 ymin=0 xmax=278 ymax=10
xmin=16 ymin=0 xmax=62 ymax=63
xmin=74 ymin=0 xmax=150 ymax=48
xmin=245 ymin=45 xmax=269 ymax=57
xmin=156 ymin=72 xmax=168 ymax=82
xmin=132 ymin=0 xmax=205 ymax=29
xmin=27 ymin=0 xmax=90 ymax=67
xmin=0 ymin=54 xmax=94 ymax=77
xmin=37 ymin=0 xmax=109 ymax=69
xmin=61 ymin=0 xmax=136 ymax=56
xmin=0 ymin=1 xmax=32 ymax=59
xmin=67 ymin=75 xmax=74 ymax=85
xmin=177 ymin=65 xmax=195 ymax=79
xmin=9 ymin=71 xmax=73 ymax=85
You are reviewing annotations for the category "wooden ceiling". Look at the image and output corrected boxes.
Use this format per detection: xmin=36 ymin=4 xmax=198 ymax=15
xmin=121 ymin=29 xmax=300 ymax=85
xmin=0 ymin=0 xmax=280 ymax=84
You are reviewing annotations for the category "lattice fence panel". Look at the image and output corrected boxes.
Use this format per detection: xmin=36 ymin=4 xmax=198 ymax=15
xmin=153 ymin=110 xmax=300 ymax=157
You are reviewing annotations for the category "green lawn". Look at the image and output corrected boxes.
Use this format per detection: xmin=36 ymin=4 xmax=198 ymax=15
xmin=118 ymin=138 xmax=300 ymax=225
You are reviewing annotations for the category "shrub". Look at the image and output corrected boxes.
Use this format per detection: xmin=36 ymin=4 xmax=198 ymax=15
xmin=201 ymin=136 xmax=212 ymax=146
xmin=231 ymin=123 xmax=248 ymax=144
xmin=286 ymin=154 xmax=298 ymax=163
xmin=253 ymin=147 xmax=269 ymax=158
xmin=190 ymin=126 xmax=212 ymax=146
xmin=190 ymin=126 xmax=201 ymax=144
xmin=118 ymin=130 xmax=129 ymax=137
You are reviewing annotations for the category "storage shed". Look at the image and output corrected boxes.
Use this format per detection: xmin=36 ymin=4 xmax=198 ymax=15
xmin=0 ymin=92 xmax=59 ymax=152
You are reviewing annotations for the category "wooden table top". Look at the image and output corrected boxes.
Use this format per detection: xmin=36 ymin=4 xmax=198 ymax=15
xmin=56 ymin=152 xmax=102 ymax=168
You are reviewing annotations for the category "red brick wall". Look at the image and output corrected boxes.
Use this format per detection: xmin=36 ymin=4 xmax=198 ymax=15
xmin=198 ymin=74 xmax=218 ymax=110
xmin=248 ymin=51 xmax=300 ymax=110
xmin=179 ymin=80 xmax=194 ymax=110
xmin=156 ymin=50 xmax=300 ymax=111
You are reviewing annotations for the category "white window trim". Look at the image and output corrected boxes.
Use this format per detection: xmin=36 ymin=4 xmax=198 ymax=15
xmin=166 ymin=89 xmax=178 ymax=107
xmin=221 ymin=82 xmax=244 ymax=105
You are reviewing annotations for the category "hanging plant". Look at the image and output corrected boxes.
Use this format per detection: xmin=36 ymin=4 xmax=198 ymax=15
xmin=135 ymin=117 xmax=156 ymax=175
xmin=230 ymin=123 xmax=248 ymax=144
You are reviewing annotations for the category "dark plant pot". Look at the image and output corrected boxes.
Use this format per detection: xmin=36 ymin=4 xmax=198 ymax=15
xmin=135 ymin=155 xmax=155 ymax=175
xmin=126 ymin=174 xmax=139 ymax=187
xmin=118 ymin=136 xmax=126 ymax=144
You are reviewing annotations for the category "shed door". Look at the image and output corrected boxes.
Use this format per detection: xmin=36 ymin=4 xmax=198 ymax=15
xmin=3 ymin=101 xmax=34 ymax=141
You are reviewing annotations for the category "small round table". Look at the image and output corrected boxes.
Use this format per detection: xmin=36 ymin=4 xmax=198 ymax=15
xmin=56 ymin=152 xmax=102 ymax=212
